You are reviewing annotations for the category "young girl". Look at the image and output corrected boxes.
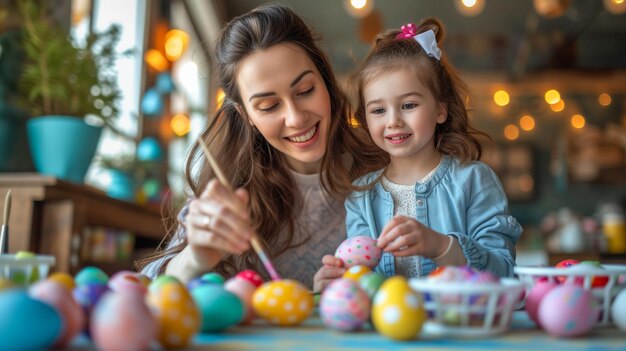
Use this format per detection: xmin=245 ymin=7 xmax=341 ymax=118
xmin=333 ymin=18 xmax=522 ymax=279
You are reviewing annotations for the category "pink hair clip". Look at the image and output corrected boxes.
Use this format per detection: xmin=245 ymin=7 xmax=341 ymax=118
xmin=396 ymin=23 xmax=417 ymax=39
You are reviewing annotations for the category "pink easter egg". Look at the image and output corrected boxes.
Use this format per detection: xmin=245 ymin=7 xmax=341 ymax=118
xmin=108 ymin=270 xmax=148 ymax=295
xmin=525 ymin=280 xmax=559 ymax=326
xmin=335 ymin=236 xmax=381 ymax=269
xmin=320 ymin=278 xmax=370 ymax=331
xmin=29 ymin=280 xmax=84 ymax=347
xmin=224 ymin=277 xmax=257 ymax=324
xmin=91 ymin=291 xmax=157 ymax=351
xmin=538 ymin=285 xmax=599 ymax=337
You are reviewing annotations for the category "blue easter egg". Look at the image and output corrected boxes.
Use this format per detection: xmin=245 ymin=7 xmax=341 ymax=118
xmin=75 ymin=266 xmax=109 ymax=286
xmin=191 ymin=284 xmax=244 ymax=332
xmin=0 ymin=290 xmax=62 ymax=350
xmin=137 ymin=137 xmax=162 ymax=162
xmin=156 ymin=72 xmax=176 ymax=93
xmin=141 ymin=88 xmax=163 ymax=116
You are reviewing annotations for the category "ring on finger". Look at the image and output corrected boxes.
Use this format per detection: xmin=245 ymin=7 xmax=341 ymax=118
xmin=201 ymin=216 xmax=212 ymax=228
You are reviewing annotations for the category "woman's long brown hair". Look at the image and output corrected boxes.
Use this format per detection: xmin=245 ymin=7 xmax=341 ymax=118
xmin=136 ymin=4 xmax=386 ymax=278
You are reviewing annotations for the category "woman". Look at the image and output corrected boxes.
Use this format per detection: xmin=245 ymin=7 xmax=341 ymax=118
xmin=139 ymin=4 xmax=386 ymax=291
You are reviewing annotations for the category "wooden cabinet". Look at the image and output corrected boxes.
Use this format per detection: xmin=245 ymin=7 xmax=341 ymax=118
xmin=0 ymin=174 xmax=164 ymax=274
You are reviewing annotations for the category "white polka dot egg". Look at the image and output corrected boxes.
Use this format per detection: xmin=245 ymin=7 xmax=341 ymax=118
xmin=372 ymin=276 xmax=426 ymax=340
xmin=146 ymin=280 xmax=200 ymax=349
xmin=252 ymin=279 xmax=313 ymax=326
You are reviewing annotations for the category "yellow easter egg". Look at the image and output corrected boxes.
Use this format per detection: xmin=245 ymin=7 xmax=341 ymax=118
xmin=371 ymin=276 xmax=426 ymax=340
xmin=147 ymin=283 xmax=201 ymax=349
xmin=48 ymin=272 xmax=76 ymax=291
xmin=252 ymin=279 xmax=313 ymax=326
xmin=343 ymin=265 xmax=372 ymax=281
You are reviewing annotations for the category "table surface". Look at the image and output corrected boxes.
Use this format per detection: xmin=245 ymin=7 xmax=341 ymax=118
xmin=70 ymin=311 xmax=625 ymax=350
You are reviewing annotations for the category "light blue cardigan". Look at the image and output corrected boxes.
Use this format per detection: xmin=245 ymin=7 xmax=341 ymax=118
xmin=345 ymin=155 xmax=522 ymax=278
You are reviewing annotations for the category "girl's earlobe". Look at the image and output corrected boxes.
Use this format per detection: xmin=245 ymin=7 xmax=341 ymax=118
xmin=437 ymin=103 xmax=448 ymax=124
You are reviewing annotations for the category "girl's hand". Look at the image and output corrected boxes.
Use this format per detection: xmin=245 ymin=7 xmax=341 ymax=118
xmin=183 ymin=179 xmax=255 ymax=269
xmin=313 ymin=255 xmax=346 ymax=293
xmin=376 ymin=215 xmax=450 ymax=259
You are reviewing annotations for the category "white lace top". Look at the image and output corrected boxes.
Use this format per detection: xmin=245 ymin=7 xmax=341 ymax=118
xmin=381 ymin=164 xmax=439 ymax=278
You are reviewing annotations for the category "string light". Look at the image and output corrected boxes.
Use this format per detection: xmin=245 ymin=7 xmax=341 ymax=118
xmin=571 ymin=114 xmax=586 ymax=129
xmin=171 ymin=113 xmax=191 ymax=137
xmin=215 ymin=88 xmax=225 ymax=111
xmin=550 ymin=99 xmax=565 ymax=112
xmin=504 ymin=124 xmax=520 ymax=140
xmin=164 ymin=29 xmax=189 ymax=62
xmin=343 ymin=0 xmax=374 ymax=18
xmin=145 ymin=49 xmax=169 ymax=72
xmin=604 ymin=0 xmax=626 ymax=14
xmin=493 ymin=90 xmax=510 ymax=107
xmin=455 ymin=0 xmax=486 ymax=17
xmin=599 ymin=93 xmax=612 ymax=107
xmin=519 ymin=115 xmax=536 ymax=131
xmin=544 ymin=89 xmax=561 ymax=105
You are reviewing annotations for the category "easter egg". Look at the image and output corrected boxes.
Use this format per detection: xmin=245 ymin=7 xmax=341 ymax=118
xmin=73 ymin=283 xmax=110 ymax=334
xmin=48 ymin=272 xmax=76 ymax=291
xmin=320 ymin=278 xmax=370 ymax=331
xmin=29 ymin=280 xmax=84 ymax=347
xmin=525 ymin=280 xmax=559 ymax=326
xmin=577 ymin=261 xmax=609 ymax=287
xmin=343 ymin=264 xmax=372 ymax=281
xmin=91 ymin=291 xmax=157 ymax=351
xmin=149 ymin=275 xmax=182 ymax=293
xmin=147 ymin=282 xmax=200 ymax=348
xmin=358 ymin=272 xmax=385 ymax=299
xmin=252 ymin=279 xmax=313 ymax=326
xmin=75 ymin=266 xmax=109 ymax=286
xmin=372 ymin=276 xmax=426 ymax=340
xmin=224 ymin=277 xmax=257 ymax=324
xmin=236 ymin=269 xmax=264 ymax=287
xmin=191 ymin=284 xmax=244 ymax=332
xmin=0 ymin=290 xmax=62 ymax=350
xmin=538 ymin=285 xmax=598 ymax=337
xmin=108 ymin=270 xmax=148 ymax=295
xmin=335 ymin=236 xmax=381 ymax=268
xmin=555 ymin=259 xmax=579 ymax=283
xmin=611 ymin=288 xmax=626 ymax=331
xmin=201 ymin=272 xmax=225 ymax=285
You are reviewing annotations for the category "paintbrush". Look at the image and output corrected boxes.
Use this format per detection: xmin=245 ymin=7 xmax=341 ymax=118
xmin=197 ymin=139 xmax=281 ymax=281
xmin=1 ymin=189 xmax=11 ymax=254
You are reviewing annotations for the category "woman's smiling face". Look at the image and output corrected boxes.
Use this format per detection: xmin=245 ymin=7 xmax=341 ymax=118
xmin=237 ymin=43 xmax=332 ymax=174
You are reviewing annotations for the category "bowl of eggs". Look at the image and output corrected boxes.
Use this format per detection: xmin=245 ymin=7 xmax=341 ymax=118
xmin=0 ymin=252 xmax=56 ymax=286
xmin=409 ymin=266 xmax=524 ymax=337
xmin=515 ymin=260 xmax=626 ymax=329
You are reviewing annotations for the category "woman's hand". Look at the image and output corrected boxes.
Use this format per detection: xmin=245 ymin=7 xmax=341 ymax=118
xmin=167 ymin=179 xmax=255 ymax=280
xmin=376 ymin=215 xmax=450 ymax=259
xmin=313 ymin=255 xmax=345 ymax=293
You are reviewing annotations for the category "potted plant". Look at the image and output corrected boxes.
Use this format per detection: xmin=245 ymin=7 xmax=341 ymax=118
xmin=95 ymin=154 xmax=138 ymax=201
xmin=15 ymin=0 xmax=124 ymax=183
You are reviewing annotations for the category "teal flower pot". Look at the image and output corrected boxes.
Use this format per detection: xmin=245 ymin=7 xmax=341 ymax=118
xmin=27 ymin=116 xmax=102 ymax=183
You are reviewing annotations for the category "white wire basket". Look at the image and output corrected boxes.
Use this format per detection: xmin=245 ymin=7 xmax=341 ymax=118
xmin=0 ymin=254 xmax=56 ymax=286
xmin=409 ymin=278 xmax=524 ymax=337
xmin=514 ymin=264 xmax=626 ymax=326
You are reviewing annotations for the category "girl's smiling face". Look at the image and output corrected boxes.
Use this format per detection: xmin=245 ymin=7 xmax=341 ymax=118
xmin=237 ymin=43 xmax=332 ymax=174
xmin=363 ymin=67 xmax=447 ymax=163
